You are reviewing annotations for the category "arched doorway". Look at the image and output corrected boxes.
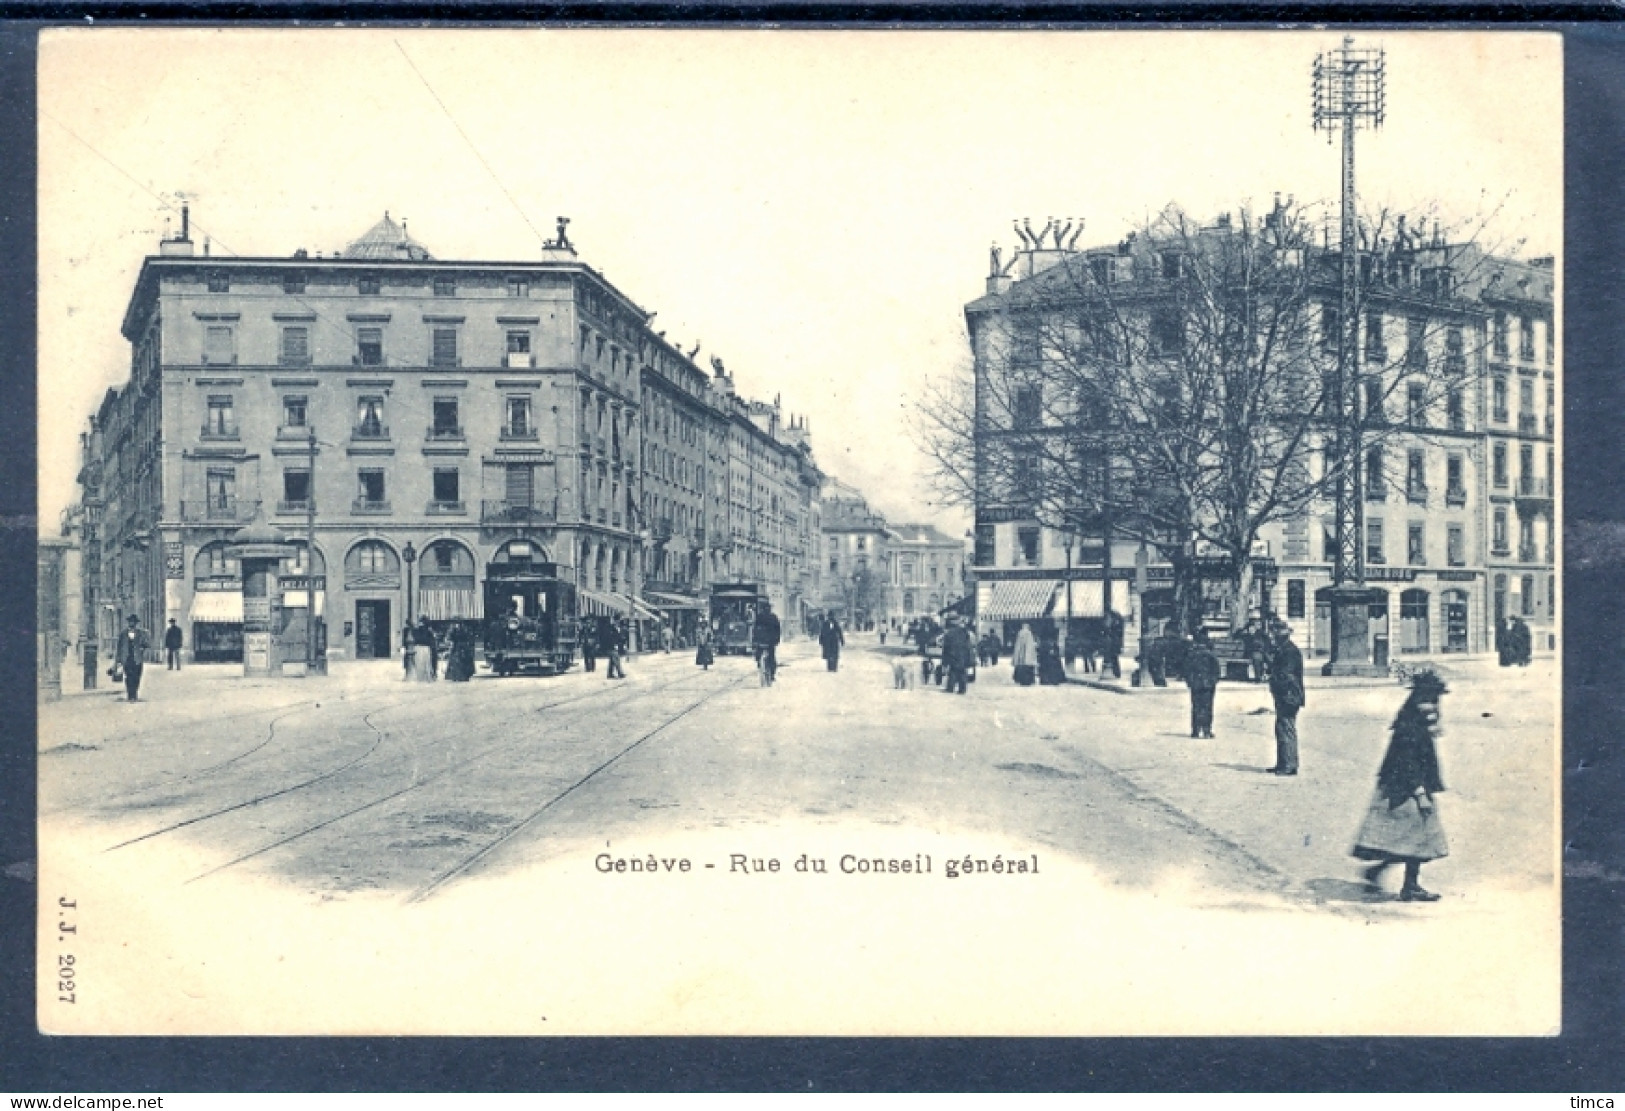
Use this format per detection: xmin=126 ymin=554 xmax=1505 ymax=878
xmin=1441 ymin=589 xmax=1469 ymax=653
xmin=1399 ymin=588 xmax=1430 ymax=654
xmin=345 ymin=539 xmax=401 ymax=659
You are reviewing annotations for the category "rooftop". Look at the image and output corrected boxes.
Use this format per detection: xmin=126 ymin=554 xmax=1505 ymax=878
xmin=341 ymin=212 xmax=434 ymax=261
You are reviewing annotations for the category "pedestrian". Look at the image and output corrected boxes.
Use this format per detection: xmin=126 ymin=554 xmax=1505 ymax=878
xmin=1243 ymin=617 xmax=1271 ymax=683
xmin=1037 ymin=629 xmax=1066 ymax=685
xmin=752 ymin=601 xmax=782 ymax=685
xmin=605 ymin=618 xmax=627 ymax=679
xmin=1266 ymin=622 xmax=1305 ymax=775
xmin=1101 ymin=608 xmax=1124 ymax=679
xmin=819 ymin=615 xmax=845 ymax=672
xmin=1495 ymin=615 xmax=1513 ymax=667
xmin=580 ymin=618 xmax=598 ymax=673
xmin=417 ymin=616 xmax=440 ymax=680
xmin=661 ymin=620 xmax=673 ymax=654
xmin=445 ymin=621 xmax=476 ymax=682
xmin=695 ymin=623 xmax=715 ymax=670
xmin=115 ymin=613 xmax=150 ymax=702
xmin=940 ymin=615 xmax=974 ymax=695
xmin=1512 ymin=616 xmax=1533 ymax=666
xmin=1078 ymin=627 xmax=1096 ymax=673
xmin=1353 ymin=669 xmax=1450 ymax=902
xmin=878 ymin=628 xmax=887 ymax=646
xmin=1142 ymin=634 xmax=1169 ymax=688
xmin=163 ymin=618 xmax=183 ymax=670
xmin=1011 ymin=622 xmax=1039 ymax=687
xmin=1184 ymin=627 xmax=1221 ymax=739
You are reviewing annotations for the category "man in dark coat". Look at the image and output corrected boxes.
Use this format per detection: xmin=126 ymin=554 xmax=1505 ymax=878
xmin=116 ymin=614 xmax=150 ymax=702
xmin=163 ymin=618 xmax=183 ymax=670
xmin=940 ymin=616 xmax=974 ymax=695
xmin=1511 ymin=616 xmax=1533 ymax=666
xmin=819 ymin=616 xmax=845 ymax=672
xmin=605 ymin=618 xmax=627 ymax=679
xmin=752 ymin=602 xmax=782 ymax=685
xmin=1184 ymin=627 xmax=1221 ymax=739
xmin=1101 ymin=609 xmax=1124 ymax=679
xmin=1496 ymin=615 xmax=1514 ymax=667
xmin=1266 ymin=622 xmax=1305 ymax=775
xmin=417 ymin=616 xmax=439 ymax=680
xmin=580 ymin=618 xmax=598 ymax=673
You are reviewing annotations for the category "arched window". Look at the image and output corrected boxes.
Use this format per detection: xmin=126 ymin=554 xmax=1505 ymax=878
xmin=193 ymin=541 xmax=240 ymax=581
xmin=345 ymin=540 xmax=400 ymax=579
xmin=1399 ymin=588 xmax=1430 ymax=654
xmin=278 ymin=540 xmax=326 ymax=578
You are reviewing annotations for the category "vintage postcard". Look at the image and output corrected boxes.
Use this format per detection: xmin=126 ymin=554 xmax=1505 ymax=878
xmin=35 ymin=27 xmax=1561 ymax=1035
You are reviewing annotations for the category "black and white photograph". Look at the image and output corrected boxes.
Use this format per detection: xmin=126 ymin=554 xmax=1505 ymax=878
xmin=34 ymin=27 xmax=1560 ymax=1036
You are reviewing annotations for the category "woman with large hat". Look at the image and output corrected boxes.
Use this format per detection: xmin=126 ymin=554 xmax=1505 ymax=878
xmin=1353 ymin=669 xmax=1451 ymax=901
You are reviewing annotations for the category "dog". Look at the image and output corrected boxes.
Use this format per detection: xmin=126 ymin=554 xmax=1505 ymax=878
xmin=892 ymin=661 xmax=917 ymax=690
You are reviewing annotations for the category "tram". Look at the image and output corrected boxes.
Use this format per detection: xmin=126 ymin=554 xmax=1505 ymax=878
xmin=482 ymin=553 xmax=579 ymax=676
xmin=709 ymin=582 xmax=768 ymax=656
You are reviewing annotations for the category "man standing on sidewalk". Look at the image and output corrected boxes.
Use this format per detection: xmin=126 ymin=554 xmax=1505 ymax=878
xmin=1101 ymin=609 xmax=1125 ymax=679
xmin=163 ymin=618 xmax=183 ymax=670
xmin=1184 ymin=627 xmax=1221 ymax=739
xmin=1267 ymin=622 xmax=1304 ymax=776
xmin=117 ymin=614 xmax=150 ymax=702
xmin=605 ymin=618 xmax=627 ymax=680
xmin=940 ymin=614 xmax=974 ymax=695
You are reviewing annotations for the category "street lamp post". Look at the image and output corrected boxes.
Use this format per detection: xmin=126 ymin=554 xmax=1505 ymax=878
xmin=403 ymin=541 xmax=417 ymax=626
xmin=1313 ymin=35 xmax=1388 ymax=677
xmin=305 ymin=423 xmax=324 ymax=676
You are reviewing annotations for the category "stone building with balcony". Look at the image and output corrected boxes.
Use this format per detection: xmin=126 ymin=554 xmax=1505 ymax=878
xmin=79 ymin=211 xmax=821 ymax=662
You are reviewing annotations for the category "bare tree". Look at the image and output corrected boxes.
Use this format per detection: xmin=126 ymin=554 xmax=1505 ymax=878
xmin=922 ymin=196 xmax=1525 ymax=633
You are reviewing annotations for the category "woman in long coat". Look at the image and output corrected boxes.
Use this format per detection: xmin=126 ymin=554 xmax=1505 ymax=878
xmin=695 ymin=622 xmax=715 ymax=670
xmin=1011 ymin=623 xmax=1039 ymax=687
xmin=444 ymin=622 xmax=476 ymax=682
xmin=1353 ymin=670 xmax=1450 ymax=901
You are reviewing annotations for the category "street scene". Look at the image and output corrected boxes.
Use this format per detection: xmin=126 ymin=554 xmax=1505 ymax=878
xmin=34 ymin=29 xmax=1559 ymax=1034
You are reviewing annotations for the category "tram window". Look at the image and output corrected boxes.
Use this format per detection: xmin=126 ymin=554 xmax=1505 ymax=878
xmin=506 ymin=595 xmax=525 ymax=616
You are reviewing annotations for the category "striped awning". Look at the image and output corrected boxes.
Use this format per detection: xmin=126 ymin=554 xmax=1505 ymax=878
xmin=628 ymin=597 xmax=663 ymax=623
xmin=978 ymin=580 xmax=1060 ymax=622
xmin=644 ymin=591 xmax=703 ymax=611
xmin=1050 ymin=579 xmax=1132 ymax=619
xmin=417 ymin=589 xmax=478 ymax=621
xmin=190 ymin=589 xmax=244 ymax=623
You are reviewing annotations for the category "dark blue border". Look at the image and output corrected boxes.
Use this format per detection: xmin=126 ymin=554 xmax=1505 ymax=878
xmin=2 ymin=18 xmax=1622 ymax=1094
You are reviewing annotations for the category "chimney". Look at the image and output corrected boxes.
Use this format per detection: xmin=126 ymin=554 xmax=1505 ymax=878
xmin=159 ymin=201 xmax=196 ymax=257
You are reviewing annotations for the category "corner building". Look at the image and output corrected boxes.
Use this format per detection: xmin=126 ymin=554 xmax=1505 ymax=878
xmin=87 ymin=214 xmax=819 ymax=662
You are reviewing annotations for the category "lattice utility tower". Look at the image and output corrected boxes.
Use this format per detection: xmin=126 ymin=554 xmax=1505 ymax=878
xmin=1312 ymin=35 xmax=1386 ymax=673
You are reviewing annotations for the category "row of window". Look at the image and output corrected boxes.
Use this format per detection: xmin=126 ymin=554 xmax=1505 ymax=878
xmin=204 ymin=393 xmax=540 ymax=441
xmin=1489 ymin=376 xmax=1555 ymax=433
xmin=207 ymin=272 xmax=535 ymax=299
xmin=202 ymin=321 xmax=538 ymax=369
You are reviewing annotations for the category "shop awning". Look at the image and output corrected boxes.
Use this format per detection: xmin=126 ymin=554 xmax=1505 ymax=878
xmin=280 ymin=590 xmax=327 ymax=617
xmin=627 ymin=596 xmax=663 ymax=623
xmin=578 ymin=589 xmax=631 ymax=618
xmin=978 ymin=580 xmax=1059 ymax=622
xmin=190 ymin=589 xmax=244 ymax=623
xmin=644 ymin=591 xmax=704 ymax=611
xmin=417 ymin=589 xmax=477 ymax=621
xmin=1050 ymin=579 xmax=1133 ymax=619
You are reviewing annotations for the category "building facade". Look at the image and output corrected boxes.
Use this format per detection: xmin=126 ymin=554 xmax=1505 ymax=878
xmin=818 ymin=480 xmax=967 ymax=627
xmin=80 ymin=212 xmax=820 ymax=662
xmin=965 ymin=205 xmax=1555 ymax=660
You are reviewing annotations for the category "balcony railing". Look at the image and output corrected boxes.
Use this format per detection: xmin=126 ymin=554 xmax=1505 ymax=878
xmin=1519 ymin=546 xmax=1539 ymax=563
xmin=351 ymin=498 xmax=392 ymax=514
xmin=1406 ymin=485 xmax=1428 ymax=506
xmin=1446 ymin=486 xmax=1468 ymax=507
xmin=200 ymin=424 xmax=240 ymax=440
xmin=427 ymin=424 xmax=465 ymax=441
xmin=500 ymin=426 xmax=539 ymax=441
xmin=426 ymin=500 xmax=467 ymax=515
xmin=505 ymin=352 xmax=534 ymax=369
xmin=179 ymin=498 xmax=259 ymax=523
xmin=481 ymin=500 xmax=556 ymax=525
xmin=1518 ymin=414 xmax=1537 ymax=434
xmin=278 ymin=354 xmax=313 ymax=368
xmin=1517 ymin=477 xmax=1553 ymax=499
xmin=275 ymin=499 xmax=311 ymax=514
xmin=352 ymin=423 xmax=390 ymax=440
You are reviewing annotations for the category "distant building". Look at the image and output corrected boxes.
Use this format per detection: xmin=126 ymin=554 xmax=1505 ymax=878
xmin=78 ymin=210 xmax=820 ymax=662
xmin=884 ymin=523 xmax=967 ymax=620
xmin=817 ymin=479 xmax=966 ymax=626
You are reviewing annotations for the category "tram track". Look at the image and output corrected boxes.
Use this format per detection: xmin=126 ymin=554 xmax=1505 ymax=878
xmin=163 ymin=666 xmax=730 ymax=881
xmin=406 ymin=670 xmax=752 ymax=903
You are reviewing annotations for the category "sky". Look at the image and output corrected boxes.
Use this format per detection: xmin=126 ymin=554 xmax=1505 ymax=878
xmin=37 ymin=28 xmax=1561 ymax=533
